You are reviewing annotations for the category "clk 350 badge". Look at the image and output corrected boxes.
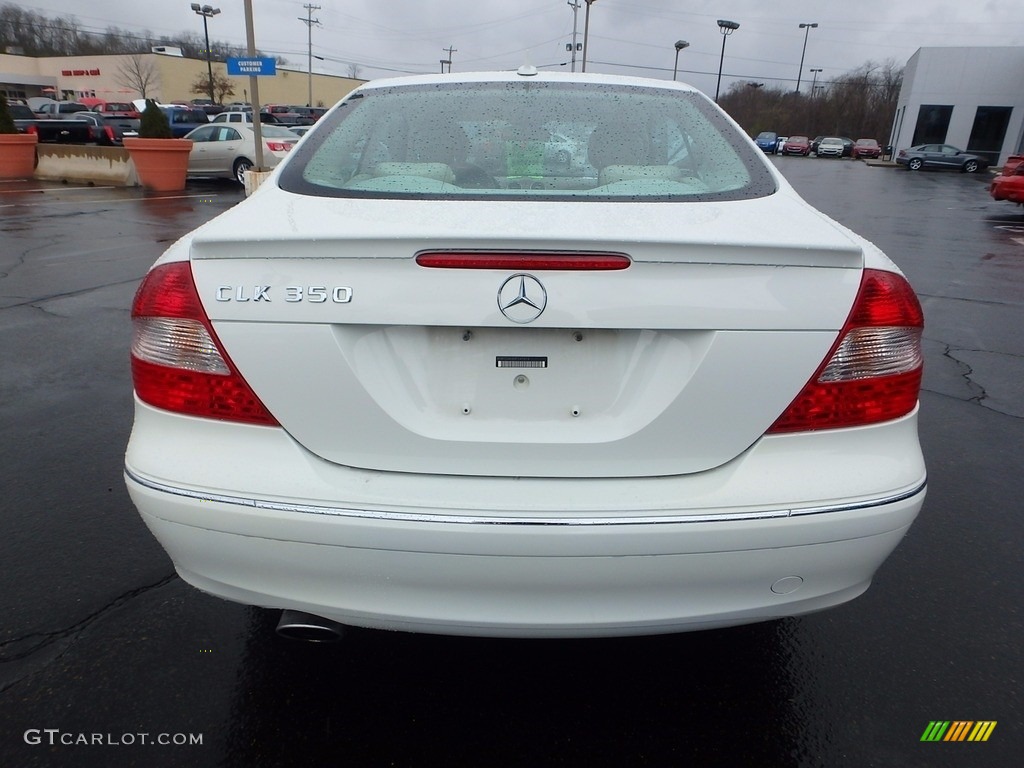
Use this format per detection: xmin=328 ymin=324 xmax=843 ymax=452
xmin=215 ymin=286 xmax=353 ymax=303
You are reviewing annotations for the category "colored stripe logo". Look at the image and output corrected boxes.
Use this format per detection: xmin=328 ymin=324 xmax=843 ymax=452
xmin=921 ymin=721 xmax=997 ymax=742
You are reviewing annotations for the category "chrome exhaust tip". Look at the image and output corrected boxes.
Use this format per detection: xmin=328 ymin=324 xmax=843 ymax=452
xmin=275 ymin=609 xmax=346 ymax=642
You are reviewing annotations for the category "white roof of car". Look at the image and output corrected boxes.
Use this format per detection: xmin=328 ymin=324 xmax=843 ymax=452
xmin=358 ymin=68 xmax=703 ymax=94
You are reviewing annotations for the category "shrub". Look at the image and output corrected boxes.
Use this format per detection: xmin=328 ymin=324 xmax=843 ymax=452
xmin=138 ymin=99 xmax=172 ymax=138
xmin=0 ymin=94 xmax=18 ymax=134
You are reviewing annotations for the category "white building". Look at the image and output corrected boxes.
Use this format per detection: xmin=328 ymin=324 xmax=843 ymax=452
xmin=891 ymin=47 xmax=1024 ymax=166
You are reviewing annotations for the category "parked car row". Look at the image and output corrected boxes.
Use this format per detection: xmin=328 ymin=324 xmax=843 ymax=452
xmin=758 ymin=132 xmax=885 ymax=160
xmin=217 ymin=103 xmax=327 ymax=126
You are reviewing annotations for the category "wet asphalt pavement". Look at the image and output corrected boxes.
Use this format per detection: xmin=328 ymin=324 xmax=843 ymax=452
xmin=0 ymin=162 xmax=1021 ymax=767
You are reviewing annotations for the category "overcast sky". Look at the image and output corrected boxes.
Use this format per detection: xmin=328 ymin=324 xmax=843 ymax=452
xmin=20 ymin=0 xmax=1024 ymax=96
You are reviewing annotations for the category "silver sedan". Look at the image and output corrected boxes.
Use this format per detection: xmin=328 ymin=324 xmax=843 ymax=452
xmin=184 ymin=123 xmax=298 ymax=184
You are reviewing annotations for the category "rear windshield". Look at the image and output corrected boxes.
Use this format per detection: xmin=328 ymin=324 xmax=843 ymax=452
xmin=278 ymin=81 xmax=775 ymax=202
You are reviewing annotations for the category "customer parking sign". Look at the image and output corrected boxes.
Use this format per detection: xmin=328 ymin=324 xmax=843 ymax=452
xmin=227 ymin=57 xmax=276 ymax=76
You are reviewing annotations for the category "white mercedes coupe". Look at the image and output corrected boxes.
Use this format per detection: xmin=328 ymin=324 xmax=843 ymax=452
xmin=126 ymin=70 xmax=926 ymax=638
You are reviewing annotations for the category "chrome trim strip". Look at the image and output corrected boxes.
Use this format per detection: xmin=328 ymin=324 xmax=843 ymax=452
xmin=125 ymin=468 xmax=926 ymax=528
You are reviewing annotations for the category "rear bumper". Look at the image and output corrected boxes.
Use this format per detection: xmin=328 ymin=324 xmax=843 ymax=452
xmin=125 ymin=401 xmax=926 ymax=637
xmin=129 ymin=474 xmax=923 ymax=637
xmin=990 ymin=181 xmax=1024 ymax=202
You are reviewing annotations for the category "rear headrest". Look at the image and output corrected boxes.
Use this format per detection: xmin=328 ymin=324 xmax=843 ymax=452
xmin=374 ymin=162 xmax=456 ymax=184
xmin=406 ymin=127 xmax=469 ymax=165
xmin=588 ymin=122 xmax=653 ymax=168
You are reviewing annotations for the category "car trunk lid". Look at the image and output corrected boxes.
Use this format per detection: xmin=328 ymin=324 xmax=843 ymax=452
xmin=188 ymin=191 xmax=863 ymax=477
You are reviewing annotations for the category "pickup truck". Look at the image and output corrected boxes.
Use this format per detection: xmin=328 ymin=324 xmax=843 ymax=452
xmin=261 ymin=104 xmax=313 ymax=126
xmin=71 ymin=112 xmax=141 ymax=146
xmin=212 ymin=110 xmax=284 ymax=125
xmin=159 ymin=106 xmax=211 ymax=137
xmin=10 ymin=103 xmax=96 ymax=144
xmin=33 ymin=101 xmax=91 ymax=119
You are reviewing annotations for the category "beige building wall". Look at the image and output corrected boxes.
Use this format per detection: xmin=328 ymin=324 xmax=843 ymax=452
xmin=1 ymin=52 xmax=363 ymax=109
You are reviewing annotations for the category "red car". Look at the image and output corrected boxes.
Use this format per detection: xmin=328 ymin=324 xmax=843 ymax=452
xmin=95 ymin=101 xmax=141 ymax=119
xmin=851 ymin=138 xmax=881 ymax=159
xmin=782 ymin=135 xmax=811 ymax=156
xmin=990 ymin=155 xmax=1024 ymax=205
xmin=1000 ymin=154 xmax=1023 ymax=175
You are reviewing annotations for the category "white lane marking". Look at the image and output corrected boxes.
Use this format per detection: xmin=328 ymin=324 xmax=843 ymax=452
xmin=0 ymin=192 xmax=224 ymax=207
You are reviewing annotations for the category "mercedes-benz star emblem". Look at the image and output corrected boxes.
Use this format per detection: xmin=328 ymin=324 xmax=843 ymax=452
xmin=498 ymin=274 xmax=547 ymax=324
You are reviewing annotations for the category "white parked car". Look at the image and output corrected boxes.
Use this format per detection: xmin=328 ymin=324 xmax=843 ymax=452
xmin=183 ymin=123 xmax=298 ymax=184
xmin=817 ymin=136 xmax=846 ymax=158
xmin=127 ymin=70 xmax=926 ymax=639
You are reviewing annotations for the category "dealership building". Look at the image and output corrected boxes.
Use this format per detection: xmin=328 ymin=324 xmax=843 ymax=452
xmin=0 ymin=49 xmax=363 ymax=109
xmin=891 ymin=46 xmax=1024 ymax=167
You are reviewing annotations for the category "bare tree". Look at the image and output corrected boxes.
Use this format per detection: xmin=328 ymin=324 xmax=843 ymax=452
xmin=346 ymin=63 xmax=362 ymax=80
xmin=719 ymin=60 xmax=903 ymax=145
xmin=190 ymin=71 xmax=235 ymax=104
xmin=116 ymin=54 xmax=158 ymax=100
xmin=0 ymin=4 xmax=275 ymax=60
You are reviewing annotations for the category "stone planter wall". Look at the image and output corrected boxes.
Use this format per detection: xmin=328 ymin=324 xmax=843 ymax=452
xmin=33 ymin=145 xmax=139 ymax=187
xmin=243 ymin=169 xmax=272 ymax=196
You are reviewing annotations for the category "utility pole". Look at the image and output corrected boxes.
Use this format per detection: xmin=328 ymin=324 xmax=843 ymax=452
xmin=442 ymin=45 xmax=457 ymax=73
xmin=568 ymin=0 xmax=580 ymax=72
xmin=243 ymin=0 xmax=263 ymax=170
xmin=299 ymin=4 xmax=321 ymax=106
xmin=581 ymin=0 xmax=597 ymax=73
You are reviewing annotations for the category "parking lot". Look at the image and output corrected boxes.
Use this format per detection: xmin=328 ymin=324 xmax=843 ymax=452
xmin=1 ymin=162 xmax=1020 ymax=767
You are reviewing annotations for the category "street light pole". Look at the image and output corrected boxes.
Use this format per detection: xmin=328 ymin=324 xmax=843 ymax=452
xmin=581 ymin=0 xmax=597 ymax=73
xmin=190 ymin=4 xmax=220 ymax=104
xmin=672 ymin=40 xmax=689 ymax=81
xmin=715 ymin=20 xmax=739 ymax=103
xmin=810 ymin=67 xmax=823 ymax=96
xmin=795 ymin=22 xmax=818 ymax=94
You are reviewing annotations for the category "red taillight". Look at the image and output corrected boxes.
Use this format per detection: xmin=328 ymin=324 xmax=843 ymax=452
xmin=416 ymin=252 xmax=631 ymax=270
xmin=130 ymin=262 xmax=279 ymax=426
xmin=104 ymin=126 xmax=116 ymax=142
xmin=768 ymin=269 xmax=923 ymax=433
xmin=26 ymin=124 xmax=38 ymax=136
xmin=265 ymin=141 xmax=292 ymax=152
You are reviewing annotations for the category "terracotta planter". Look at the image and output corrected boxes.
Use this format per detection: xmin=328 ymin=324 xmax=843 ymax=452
xmin=124 ymin=137 xmax=193 ymax=192
xmin=0 ymin=133 xmax=39 ymax=180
